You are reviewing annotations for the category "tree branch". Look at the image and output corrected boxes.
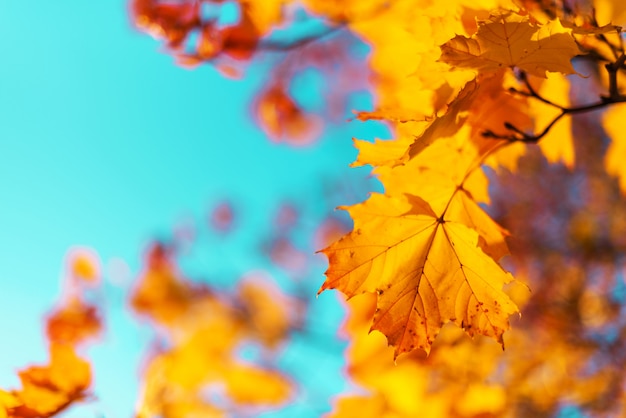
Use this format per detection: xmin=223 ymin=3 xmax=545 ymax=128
xmin=257 ymin=24 xmax=346 ymax=52
xmin=485 ymin=57 xmax=626 ymax=143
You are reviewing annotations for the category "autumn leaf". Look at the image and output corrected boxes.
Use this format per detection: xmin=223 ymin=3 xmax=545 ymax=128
xmin=133 ymin=1 xmax=200 ymax=49
xmin=418 ymin=71 xmax=529 ymax=155
xmin=132 ymin=246 xmax=294 ymax=416
xmin=466 ymin=71 xmax=532 ymax=142
xmin=440 ymin=12 xmax=580 ymax=78
xmin=566 ymin=22 xmax=622 ymax=35
xmin=45 ymin=298 xmax=102 ymax=346
xmin=221 ymin=8 xmax=260 ymax=60
xmin=403 ymin=80 xmax=478 ymax=160
xmin=352 ymin=136 xmax=420 ymax=168
xmin=363 ymin=123 xmax=493 ymax=214
xmin=320 ymin=193 xmax=518 ymax=356
xmin=130 ymin=244 xmax=197 ymax=325
xmin=9 ymin=344 xmax=91 ymax=418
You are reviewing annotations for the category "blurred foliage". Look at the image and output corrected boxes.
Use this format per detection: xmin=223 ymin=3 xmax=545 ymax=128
xmin=5 ymin=0 xmax=626 ymax=417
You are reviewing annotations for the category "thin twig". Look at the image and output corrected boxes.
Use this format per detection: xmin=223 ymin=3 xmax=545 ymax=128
xmin=514 ymin=72 xmax=566 ymax=110
xmin=258 ymin=24 xmax=346 ymax=52
xmin=485 ymin=56 xmax=626 ymax=143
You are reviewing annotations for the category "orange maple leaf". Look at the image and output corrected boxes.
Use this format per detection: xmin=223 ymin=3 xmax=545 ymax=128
xmin=45 ymin=298 xmax=102 ymax=346
xmin=8 ymin=344 xmax=91 ymax=418
xmin=320 ymin=193 xmax=518 ymax=357
xmin=440 ymin=12 xmax=580 ymax=78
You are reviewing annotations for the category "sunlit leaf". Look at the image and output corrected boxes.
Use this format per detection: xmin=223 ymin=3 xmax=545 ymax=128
xmin=440 ymin=12 xmax=580 ymax=77
xmin=320 ymin=193 xmax=518 ymax=356
xmin=10 ymin=344 xmax=91 ymax=417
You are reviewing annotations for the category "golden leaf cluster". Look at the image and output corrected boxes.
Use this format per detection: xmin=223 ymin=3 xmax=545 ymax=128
xmin=6 ymin=0 xmax=626 ymax=417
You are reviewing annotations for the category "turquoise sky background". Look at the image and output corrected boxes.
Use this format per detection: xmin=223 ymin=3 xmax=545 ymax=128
xmin=0 ymin=1 xmax=386 ymax=416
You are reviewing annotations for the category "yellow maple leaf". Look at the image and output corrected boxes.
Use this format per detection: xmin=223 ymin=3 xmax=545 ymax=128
xmin=404 ymin=80 xmax=479 ymax=160
xmin=440 ymin=12 xmax=580 ymax=78
xmin=373 ymin=123 xmax=493 ymax=212
xmin=402 ymin=73 xmax=530 ymax=164
xmin=320 ymin=193 xmax=518 ymax=357
xmin=345 ymin=0 xmax=477 ymax=137
xmin=10 ymin=343 xmax=91 ymax=417
xmin=352 ymin=135 xmax=420 ymax=168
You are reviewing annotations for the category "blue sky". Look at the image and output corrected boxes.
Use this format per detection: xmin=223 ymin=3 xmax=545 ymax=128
xmin=0 ymin=1 xmax=386 ymax=416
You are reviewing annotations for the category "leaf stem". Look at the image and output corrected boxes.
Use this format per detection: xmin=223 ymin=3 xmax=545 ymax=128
xmin=439 ymin=140 xmax=508 ymax=219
